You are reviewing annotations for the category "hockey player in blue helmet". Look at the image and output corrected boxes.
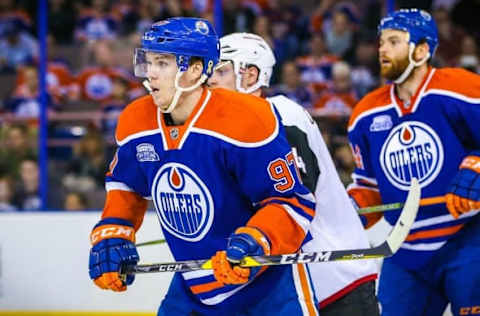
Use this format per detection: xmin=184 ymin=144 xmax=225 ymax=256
xmin=378 ymin=8 xmax=438 ymax=84
xmin=88 ymin=17 xmax=319 ymax=315
xmin=133 ymin=17 xmax=219 ymax=113
xmin=348 ymin=8 xmax=480 ymax=316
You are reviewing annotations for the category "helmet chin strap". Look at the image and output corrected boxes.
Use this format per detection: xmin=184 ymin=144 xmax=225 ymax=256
xmin=394 ymin=43 xmax=430 ymax=84
xmin=143 ymin=71 xmax=207 ymax=113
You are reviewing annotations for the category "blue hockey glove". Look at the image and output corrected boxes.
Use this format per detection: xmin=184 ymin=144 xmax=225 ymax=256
xmin=89 ymin=218 xmax=139 ymax=292
xmin=211 ymin=227 xmax=270 ymax=285
xmin=446 ymin=152 xmax=480 ymax=218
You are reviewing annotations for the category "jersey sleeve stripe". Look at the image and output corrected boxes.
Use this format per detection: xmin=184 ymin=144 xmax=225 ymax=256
xmin=351 ymin=173 xmax=378 ymax=186
xmin=401 ymin=241 xmax=447 ymax=251
xmin=406 ymin=224 xmax=464 ymax=242
xmin=282 ymin=204 xmax=311 ymax=234
xmin=105 ymin=181 xmax=134 ymax=192
xmin=293 ymin=264 xmax=319 ymax=316
xmin=190 ymin=280 xmax=224 ymax=295
xmin=259 ymin=196 xmax=315 ymax=218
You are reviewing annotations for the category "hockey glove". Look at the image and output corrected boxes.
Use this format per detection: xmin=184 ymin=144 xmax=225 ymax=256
xmin=211 ymin=227 xmax=270 ymax=285
xmin=446 ymin=152 xmax=480 ymax=218
xmin=89 ymin=218 xmax=139 ymax=292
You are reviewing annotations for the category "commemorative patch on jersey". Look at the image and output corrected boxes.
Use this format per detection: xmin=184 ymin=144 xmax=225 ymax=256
xmin=380 ymin=121 xmax=443 ymax=190
xmin=136 ymin=143 xmax=160 ymax=162
xmin=151 ymin=163 xmax=214 ymax=242
xmin=370 ymin=115 xmax=393 ymax=132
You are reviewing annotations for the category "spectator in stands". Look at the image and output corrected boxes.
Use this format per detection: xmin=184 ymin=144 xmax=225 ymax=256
xmin=432 ymin=7 xmax=464 ymax=67
xmin=72 ymin=39 xmax=143 ymax=102
xmin=222 ymin=0 xmax=257 ymax=34
xmin=457 ymin=34 xmax=479 ymax=74
xmin=325 ymin=9 xmax=356 ymax=60
xmin=314 ymin=61 xmax=357 ymax=116
xmin=64 ymin=191 xmax=88 ymax=211
xmin=129 ymin=0 xmax=161 ymax=34
xmin=268 ymin=60 xmax=314 ymax=108
xmin=0 ymin=0 xmax=32 ymax=38
xmin=12 ymin=157 xmax=41 ymax=211
xmin=49 ymin=0 xmax=76 ymax=44
xmin=350 ymin=37 xmax=378 ymax=98
xmin=0 ymin=20 xmax=37 ymax=73
xmin=101 ymin=76 xmax=130 ymax=140
xmin=74 ymin=0 xmax=119 ymax=42
xmin=63 ymin=126 xmax=108 ymax=194
xmin=295 ymin=33 xmax=338 ymax=97
xmin=12 ymin=36 xmax=74 ymax=105
xmin=0 ymin=173 xmax=16 ymax=211
xmin=0 ymin=123 xmax=36 ymax=177
xmin=5 ymin=64 xmax=56 ymax=118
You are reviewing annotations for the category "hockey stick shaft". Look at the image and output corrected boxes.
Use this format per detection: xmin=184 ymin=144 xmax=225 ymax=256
xmin=123 ymin=179 xmax=420 ymax=275
xmin=358 ymin=195 xmax=445 ymax=214
xmin=136 ymin=239 xmax=167 ymax=247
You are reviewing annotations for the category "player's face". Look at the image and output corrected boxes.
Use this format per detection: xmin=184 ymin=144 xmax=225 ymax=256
xmin=145 ymin=52 xmax=178 ymax=110
xmin=207 ymin=61 xmax=237 ymax=91
xmin=378 ymin=29 xmax=410 ymax=81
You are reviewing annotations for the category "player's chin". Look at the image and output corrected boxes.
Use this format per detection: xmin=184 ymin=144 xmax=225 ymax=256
xmin=381 ymin=67 xmax=400 ymax=81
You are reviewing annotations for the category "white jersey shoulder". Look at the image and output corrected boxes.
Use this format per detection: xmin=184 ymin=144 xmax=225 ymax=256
xmin=267 ymin=95 xmax=315 ymax=132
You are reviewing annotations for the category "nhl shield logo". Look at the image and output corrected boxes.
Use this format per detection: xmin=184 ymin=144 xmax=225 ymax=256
xmin=151 ymin=163 xmax=214 ymax=242
xmin=380 ymin=121 xmax=444 ymax=190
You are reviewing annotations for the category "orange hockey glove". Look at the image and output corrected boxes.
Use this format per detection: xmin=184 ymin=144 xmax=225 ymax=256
xmin=211 ymin=227 xmax=270 ymax=285
xmin=446 ymin=153 xmax=480 ymax=218
xmin=88 ymin=218 xmax=139 ymax=292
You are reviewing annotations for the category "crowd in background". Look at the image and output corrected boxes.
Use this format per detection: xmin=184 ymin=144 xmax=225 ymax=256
xmin=0 ymin=0 xmax=478 ymax=211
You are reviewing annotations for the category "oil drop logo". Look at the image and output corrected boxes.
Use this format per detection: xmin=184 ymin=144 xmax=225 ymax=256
xmin=380 ymin=121 xmax=443 ymax=190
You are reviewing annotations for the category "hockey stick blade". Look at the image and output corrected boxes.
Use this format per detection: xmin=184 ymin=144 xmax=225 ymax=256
xmin=123 ymin=178 xmax=420 ymax=275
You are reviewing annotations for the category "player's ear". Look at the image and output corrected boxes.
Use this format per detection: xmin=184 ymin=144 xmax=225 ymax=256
xmin=187 ymin=58 xmax=204 ymax=81
xmin=413 ymin=41 xmax=430 ymax=62
xmin=245 ymin=65 xmax=259 ymax=88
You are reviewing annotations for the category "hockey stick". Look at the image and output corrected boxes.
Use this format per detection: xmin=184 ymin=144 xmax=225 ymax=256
xmin=123 ymin=178 xmax=420 ymax=274
xmin=358 ymin=195 xmax=445 ymax=215
xmin=136 ymin=238 xmax=167 ymax=247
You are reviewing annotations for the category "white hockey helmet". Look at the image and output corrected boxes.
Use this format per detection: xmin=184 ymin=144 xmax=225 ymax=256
xmin=219 ymin=33 xmax=276 ymax=94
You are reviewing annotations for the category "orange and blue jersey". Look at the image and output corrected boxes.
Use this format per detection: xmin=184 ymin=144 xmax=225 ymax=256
xmin=102 ymin=88 xmax=317 ymax=310
xmin=348 ymin=67 xmax=480 ymax=270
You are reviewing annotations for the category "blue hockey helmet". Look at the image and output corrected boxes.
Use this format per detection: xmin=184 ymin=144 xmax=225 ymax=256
xmin=378 ymin=8 xmax=438 ymax=58
xmin=134 ymin=17 xmax=220 ymax=78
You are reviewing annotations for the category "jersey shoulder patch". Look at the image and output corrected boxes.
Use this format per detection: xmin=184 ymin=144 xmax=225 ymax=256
xmin=195 ymin=88 xmax=278 ymax=144
xmin=348 ymin=85 xmax=391 ymax=130
xmin=426 ymin=68 xmax=480 ymax=99
xmin=115 ymin=95 xmax=158 ymax=145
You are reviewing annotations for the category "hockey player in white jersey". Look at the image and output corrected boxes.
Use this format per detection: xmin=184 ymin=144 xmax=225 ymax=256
xmin=208 ymin=32 xmax=379 ymax=315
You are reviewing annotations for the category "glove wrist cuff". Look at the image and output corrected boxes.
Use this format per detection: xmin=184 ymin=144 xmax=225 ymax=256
xmin=235 ymin=226 xmax=271 ymax=255
xmin=90 ymin=224 xmax=136 ymax=245
xmin=460 ymin=155 xmax=480 ymax=173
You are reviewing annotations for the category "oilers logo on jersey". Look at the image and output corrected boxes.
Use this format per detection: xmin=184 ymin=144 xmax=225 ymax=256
xmin=151 ymin=162 xmax=214 ymax=242
xmin=380 ymin=121 xmax=444 ymax=190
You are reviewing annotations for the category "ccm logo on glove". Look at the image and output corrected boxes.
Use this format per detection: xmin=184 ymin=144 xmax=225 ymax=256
xmin=460 ymin=156 xmax=480 ymax=172
xmin=90 ymin=224 xmax=135 ymax=244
